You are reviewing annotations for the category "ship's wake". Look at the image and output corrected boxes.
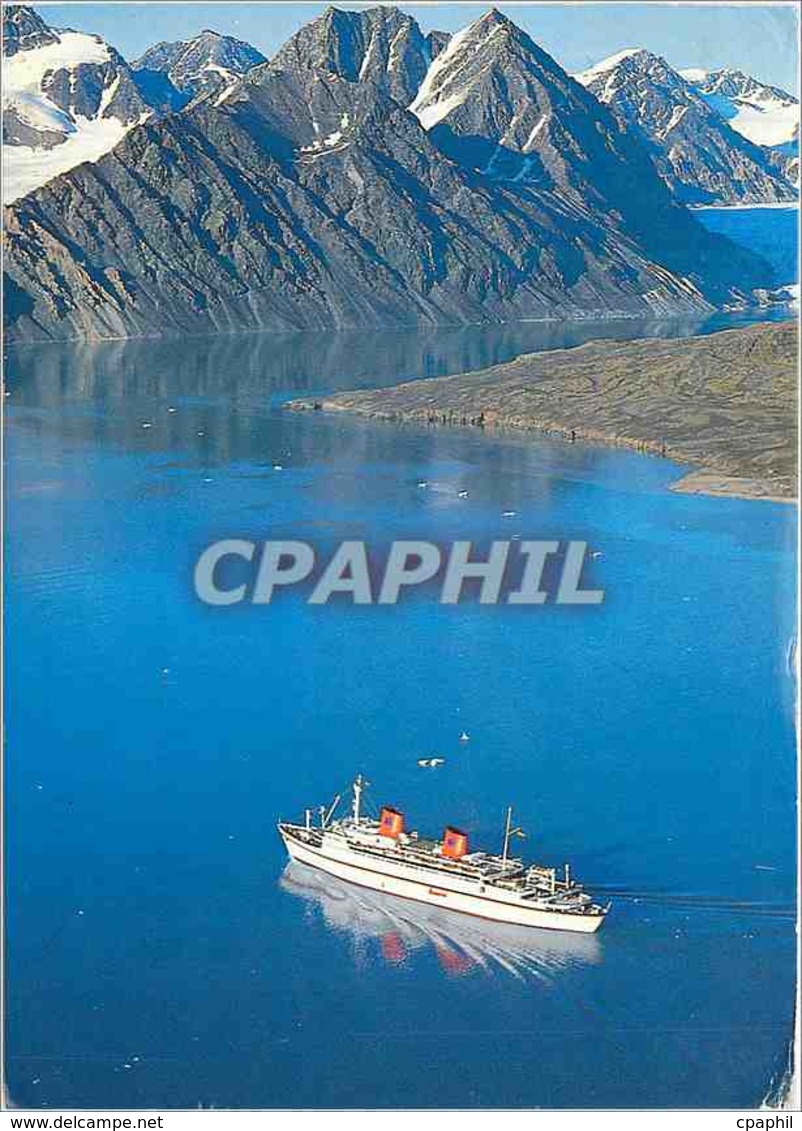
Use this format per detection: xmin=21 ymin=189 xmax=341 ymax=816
xmin=279 ymin=861 xmax=602 ymax=980
xmin=591 ymin=886 xmax=795 ymax=919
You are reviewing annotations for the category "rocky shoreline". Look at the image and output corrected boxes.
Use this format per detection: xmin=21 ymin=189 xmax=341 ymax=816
xmin=288 ymin=320 xmax=797 ymax=502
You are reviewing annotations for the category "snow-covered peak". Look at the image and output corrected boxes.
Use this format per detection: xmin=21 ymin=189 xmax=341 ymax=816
xmin=132 ymin=29 xmax=265 ymax=102
xmin=574 ymin=48 xmax=650 ymax=85
xmin=574 ymin=47 xmax=690 ymax=106
xmin=408 ymin=8 xmax=526 ymax=129
xmin=2 ymin=8 xmax=151 ymax=203
xmin=575 ymin=45 xmax=797 ymax=204
xmin=690 ymin=67 xmax=796 ymax=106
xmin=682 ymin=66 xmax=799 ymax=148
xmin=575 ymin=48 xmax=699 ymax=144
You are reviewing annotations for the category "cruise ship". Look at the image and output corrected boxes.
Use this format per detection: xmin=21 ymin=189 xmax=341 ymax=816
xmin=278 ymin=775 xmax=610 ymax=933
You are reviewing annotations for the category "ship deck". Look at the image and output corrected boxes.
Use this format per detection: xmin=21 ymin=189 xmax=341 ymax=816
xmin=280 ymin=820 xmax=582 ymax=903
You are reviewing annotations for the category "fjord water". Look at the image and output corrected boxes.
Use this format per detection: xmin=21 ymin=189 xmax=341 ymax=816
xmin=5 ymin=218 xmax=797 ymax=1108
xmin=696 ymin=205 xmax=799 ymax=287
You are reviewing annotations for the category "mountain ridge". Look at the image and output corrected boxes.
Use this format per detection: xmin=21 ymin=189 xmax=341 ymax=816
xmin=681 ymin=65 xmax=799 ymax=186
xmin=575 ymin=48 xmax=797 ymax=204
xmin=131 ymin=29 xmax=266 ymax=112
xmin=2 ymin=5 xmax=787 ymax=343
xmin=1 ymin=4 xmax=153 ymax=204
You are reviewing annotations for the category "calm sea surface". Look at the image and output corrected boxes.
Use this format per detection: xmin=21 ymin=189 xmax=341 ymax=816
xmin=5 ymin=209 xmax=798 ymax=1109
xmin=695 ymin=204 xmax=799 ymax=286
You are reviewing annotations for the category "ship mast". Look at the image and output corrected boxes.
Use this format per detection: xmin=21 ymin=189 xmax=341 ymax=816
xmin=501 ymin=805 xmax=525 ymax=866
xmin=352 ymin=774 xmax=365 ymax=825
xmin=324 ymin=793 xmax=341 ymax=827
xmin=319 ymin=793 xmax=341 ymax=829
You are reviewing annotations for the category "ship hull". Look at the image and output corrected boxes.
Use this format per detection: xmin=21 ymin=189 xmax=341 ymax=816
xmin=280 ymin=827 xmax=605 ymax=934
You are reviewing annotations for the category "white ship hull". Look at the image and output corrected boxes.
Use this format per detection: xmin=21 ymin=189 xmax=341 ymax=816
xmin=280 ymin=827 xmax=605 ymax=934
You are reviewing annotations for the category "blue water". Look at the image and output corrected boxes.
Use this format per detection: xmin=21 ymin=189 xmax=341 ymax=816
xmin=696 ymin=205 xmax=799 ymax=287
xmin=5 ymin=214 xmax=798 ymax=1109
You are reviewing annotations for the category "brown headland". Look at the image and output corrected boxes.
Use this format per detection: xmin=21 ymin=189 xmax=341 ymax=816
xmin=288 ymin=320 xmax=797 ymax=502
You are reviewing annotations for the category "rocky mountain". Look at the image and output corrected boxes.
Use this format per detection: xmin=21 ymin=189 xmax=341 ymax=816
xmin=426 ymin=29 xmax=451 ymax=62
xmin=682 ymin=67 xmax=798 ymax=148
xmin=1 ymin=7 xmax=270 ymax=201
xmin=2 ymin=3 xmax=57 ymax=55
xmin=410 ymin=12 xmax=674 ymax=199
xmin=131 ymin=30 xmax=266 ymax=113
xmin=2 ymin=3 xmax=154 ymax=203
xmin=575 ymin=48 xmax=797 ymax=205
xmin=3 ymin=7 xmax=777 ymax=343
xmin=2 ymin=5 xmax=153 ymax=204
xmin=256 ymin=4 xmax=449 ymax=140
xmin=682 ymin=66 xmax=799 ymax=185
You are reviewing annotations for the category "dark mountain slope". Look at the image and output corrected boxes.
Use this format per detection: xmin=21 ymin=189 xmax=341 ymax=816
xmin=3 ymin=7 xmax=777 ymax=342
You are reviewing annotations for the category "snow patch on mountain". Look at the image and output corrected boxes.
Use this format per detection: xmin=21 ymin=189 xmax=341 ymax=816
xmin=658 ymin=104 xmax=687 ymax=140
xmin=576 ymin=47 xmax=797 ymax=203
xmin=5 ymin=28 xmax=110 ymax=78
xmin=3 ymin=29 xmax=113 ymax=143
xmin=2 ymin=113 xmax=140 ymax=203
xmin=413 ymin=87 xmax=470 ymax=130
xmin=678 ymin=67 xmax=707 ymax=84
xmin=681 ymin=67 xmax=799 ymax=148
xmin=130 ymin=31 xmax=265 ymax=113
xmin=2 ymin=19 xmax=152 ymax=203
xmin=409 ymin=16 xmax=503 ymax=128
xmin=727 ymin=100 xmax=799 ymax=148
xmin=574 ymin=48 xmax=644 ymax=85
xmin=523 ymin=114 xmax=548 ymax=149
